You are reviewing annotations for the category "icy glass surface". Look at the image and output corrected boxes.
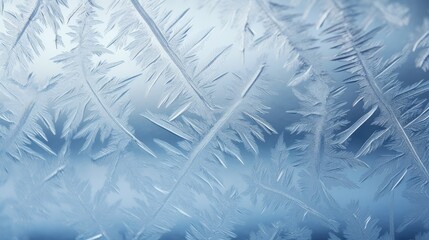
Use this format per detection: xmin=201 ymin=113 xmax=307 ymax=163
xmin=0 ymin=0 xmax=428 ymax=239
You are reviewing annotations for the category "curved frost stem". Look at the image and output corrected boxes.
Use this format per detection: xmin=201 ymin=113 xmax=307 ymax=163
xmin=129 ymin=0 xmax=214 ymax=110
xmin=79 ymin=61 xmax=156 ymax=157
xmin=133 ymin=65 xmax=265 ymax=240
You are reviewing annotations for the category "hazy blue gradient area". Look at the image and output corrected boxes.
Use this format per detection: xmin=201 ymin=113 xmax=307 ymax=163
xmin=0 ymin=0 xmax=429 ymax=239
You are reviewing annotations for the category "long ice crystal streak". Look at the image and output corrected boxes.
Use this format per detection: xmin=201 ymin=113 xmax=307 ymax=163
xmin=130 ymin=0 xmax=214 ymax=110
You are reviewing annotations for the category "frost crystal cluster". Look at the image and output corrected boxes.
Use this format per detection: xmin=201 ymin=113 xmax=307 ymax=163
xmin=0 ymin=0 xmax=428 ymax=239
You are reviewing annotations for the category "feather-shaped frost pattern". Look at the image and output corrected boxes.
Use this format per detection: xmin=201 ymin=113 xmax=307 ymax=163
xmin=52 ymin=1 xmax=155 ymax=158
xmin=287 ymin=80 xmax=365 ymax=209
xmin=107 ymin=0 xmax=232 ymax=117
xmin=127 ymin=63 xmax=276 ymax=239
xmin=320 ymin=0 xmax=429 ymax=192
xmin=0 ymin=73 xmax=59 ymax=186
xmin=0 ymin=0 xmax=67 ymax=77
xmin=0 ymin=0 xmax=428 ymax=239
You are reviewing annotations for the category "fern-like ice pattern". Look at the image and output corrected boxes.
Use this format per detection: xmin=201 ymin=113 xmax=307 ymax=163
xmin=0 ymin=0 xmax=428 ymax=239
